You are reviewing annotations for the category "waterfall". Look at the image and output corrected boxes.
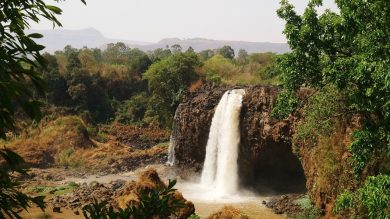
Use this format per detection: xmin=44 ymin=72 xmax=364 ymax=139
xmin=201 ymin=89 xmax=245 ymax=197
xmin=167 ymin=104 xmax=181 ymax=166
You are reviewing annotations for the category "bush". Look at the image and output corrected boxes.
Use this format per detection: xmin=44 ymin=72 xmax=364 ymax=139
xmin=115 ymin=92 xmax=149 ymax=125
xmin=334 ymin=174 xmax=390 ymax=219
xmin=0 ymin=149 xmax=45 ymax=218
xmin=189 ymin=214 xmax=201 ymax=219
xmin=144 ymin=53 xmax=201 ymax=127
xmin=271 ymin=90 xmax=299 ymax=120
xmin=82 ymin=179 xmax=184 ymax=219
xmin=294 ymin=85 xmax=346 ymax=146
xmin=294 ymin=195 xmax=321 ymax=219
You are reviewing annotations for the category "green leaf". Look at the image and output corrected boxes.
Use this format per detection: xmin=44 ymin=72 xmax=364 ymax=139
xmin=27 ymin=33 xmax=43 ymax=39
xmin=45 ymin=5 xmax=62 ymax=14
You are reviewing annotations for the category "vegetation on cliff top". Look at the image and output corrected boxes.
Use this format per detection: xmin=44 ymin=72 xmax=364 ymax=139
xmin=274 ymin=0 xmax=390 ymax=218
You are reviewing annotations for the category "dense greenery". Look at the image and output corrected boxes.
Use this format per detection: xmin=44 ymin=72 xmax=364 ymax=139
xmin=334 ymin=174 xmax=390 ymax=219
xmin=34 ymin=44 xmax=279 ymax=128
xmin=0 ymin=0 xmax=86 ymax=138
xmin=275 ymin=0 xmax=390 ymax=217
xmin=144 ymin=52 xmax=201 ymax=127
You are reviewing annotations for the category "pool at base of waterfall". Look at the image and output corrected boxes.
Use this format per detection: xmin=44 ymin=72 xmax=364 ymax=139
xmin=176 ymin=181 xmax=285 ymax=218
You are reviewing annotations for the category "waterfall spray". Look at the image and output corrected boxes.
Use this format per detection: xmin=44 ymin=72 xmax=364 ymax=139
xmin=201 ymin=89 xmax=245 ymax=197
xmin=167 ymin=104 xmax=181 ymax=166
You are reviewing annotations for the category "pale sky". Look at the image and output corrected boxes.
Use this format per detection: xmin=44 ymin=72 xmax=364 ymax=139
xmin=32 ymin=0 xmax=338 ymax=43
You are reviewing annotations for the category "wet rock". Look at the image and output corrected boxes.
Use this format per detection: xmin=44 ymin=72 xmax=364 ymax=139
xmin=265 ymin=194 xmax=304 ymax=217
xmin=110 ymin=179 xmax=126 ymax=190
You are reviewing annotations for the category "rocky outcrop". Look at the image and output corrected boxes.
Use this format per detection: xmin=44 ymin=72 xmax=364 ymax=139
xmin=173 ymin=85 xmax=236 ymax=170
xmin=238 ymin=86 xmax=306 ymax=193
xmin=115 ymin=168 xmax=195 ymax=219
xmin=173 ymin=84 xmax=358 ymax=217
xmin=174 ymin=85 xmax=306 ymax=193
xmin=50 ymin=168 xmax=195 ymax=219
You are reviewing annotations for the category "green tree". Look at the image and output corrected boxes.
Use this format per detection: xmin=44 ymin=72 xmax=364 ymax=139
xmin=217 ymin=45 xmax=235 ymax=59
xmin=203 ymin=54 xmax=237 ymax=83
xmin=144 ymin=53 xmax=201 ymax=127
xmin=237 ymin=49 xmax=248 ymax=64
xmin=128 ymin=49 xmax=152 ymax=77
xmin=171 ymin=44 xmax=182 ymax=54
xmin=148 ymin=48 xmax=172 ymax=62
xmin=78 ymin=47 xmax=98 ymax=71
xmin=198 ymin=49 xmax=214 ymax=61
xmin=66 ymin=48 xmax=82 ymax=73
xmin=275 ymin=0 xmax=390 ymax=217
xmin=103 ymin=42 xmax=129 ymax=64
xmin=186 ymin=46 xmax=195 ymax=53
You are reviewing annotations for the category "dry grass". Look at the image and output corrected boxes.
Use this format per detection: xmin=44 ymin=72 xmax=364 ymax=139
xmin=5 ymin=116 xmax=168 ymax=172
xmin=7 ymin=116 xmax=94 ymax=167
xmin=206 ymin=206 xmax=249 ymax=219
xmin=189 ymin=80 xmax=205 ymax=92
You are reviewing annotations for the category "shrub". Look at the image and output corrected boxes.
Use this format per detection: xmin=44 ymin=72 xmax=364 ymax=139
xmin=115 ymin=92 xmax=149 ymax=125
xmin=334 ymin=174 xmax=390 ymax=219
xmin=189 ymin=214 xmax=201 ymax=219
xmin=294 ymin=85 xmax=346 ymax=146
xmin=0 ymin=149 xmax=45 ymax=218
xmin=82 ymin=179 xmax=184 ymax=219
xmin=294 ymin=195 xmax=322 ymax=219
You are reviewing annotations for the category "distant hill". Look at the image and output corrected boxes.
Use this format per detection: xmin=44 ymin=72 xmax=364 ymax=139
xmin=29 ymin=28 xmax=150 ymax=53
xmin=30 ymin=28 xmax=290 ymax=54
xmin=134 ymin=38 xmax=290 ymax=54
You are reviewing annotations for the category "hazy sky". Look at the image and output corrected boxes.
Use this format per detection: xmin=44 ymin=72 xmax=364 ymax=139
xmin=32 ymin=0 xmax=338 ymax=43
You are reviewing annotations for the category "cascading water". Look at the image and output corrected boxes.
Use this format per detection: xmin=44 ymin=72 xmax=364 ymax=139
xmin=200 ymin=89 xmax=245 ymax=198
xmin=167 ymin=104 xmax=181 ymax=166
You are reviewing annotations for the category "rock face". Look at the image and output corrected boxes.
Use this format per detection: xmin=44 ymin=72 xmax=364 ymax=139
xmin=239 ymin=86 xmax=306 ymax=193
xmin=173 ymin=85 xmax=232 ymax=170
xmin=174 ymin=84 xmax=359 ymax=218
xmin=174 ymin=85 xmax=306 ymax=193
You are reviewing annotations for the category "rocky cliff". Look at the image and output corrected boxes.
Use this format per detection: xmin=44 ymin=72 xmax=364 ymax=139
xmin=174 ymin=85 xmax=306 ymax=193
xmin=173 ymin=85 xmax=357 ymax=218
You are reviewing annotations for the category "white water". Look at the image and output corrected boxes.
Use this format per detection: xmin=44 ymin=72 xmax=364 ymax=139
xmin=200 ymin=89 xmax=245 ymax=198
xmin=167 ymin=134 xmax=175 ymax=166
xmin=167 ymin=104 xmax=181 ymax=166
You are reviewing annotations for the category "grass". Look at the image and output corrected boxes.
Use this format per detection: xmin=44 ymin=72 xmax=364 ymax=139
xmin=155 ymin=142 xmax=170 ymax=149
xmin=28 ymin=182 xmax=79 ymax=196
xmin=7 ymin=115 xmax=169 ymax=173
xmin=56 ymin=147 xmax=84 ymax=169
xmin=206 ymin=206 xmax=249 ymax=219
xmin=293 ymin=195 xmax=321 ymax=219
xmin=7 ymin=116 xmax=94 ymax=167
xmin=294 ymin=195 xmax=313 ymax=209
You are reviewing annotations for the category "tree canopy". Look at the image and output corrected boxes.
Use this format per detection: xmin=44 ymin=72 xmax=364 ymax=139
xmin=275 ymin=0 xmax=389 ymax=217
xmin=217 ymin=45 xmax=235 ymax=59
xmin=144 ymin=53 xmax=201 ymax=127
xmin=0 ymin=0 xmax=86 ymax=138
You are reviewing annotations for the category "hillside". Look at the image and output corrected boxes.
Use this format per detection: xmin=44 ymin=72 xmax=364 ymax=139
xmin=28 ymin=28 xmax=150 ymax=53
xmin=30 ymin=28 xmax=290 ymax=54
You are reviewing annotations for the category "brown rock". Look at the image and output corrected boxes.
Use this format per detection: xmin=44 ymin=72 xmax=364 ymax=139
xmin=114 ymin=168 xmax=195 ymax=219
